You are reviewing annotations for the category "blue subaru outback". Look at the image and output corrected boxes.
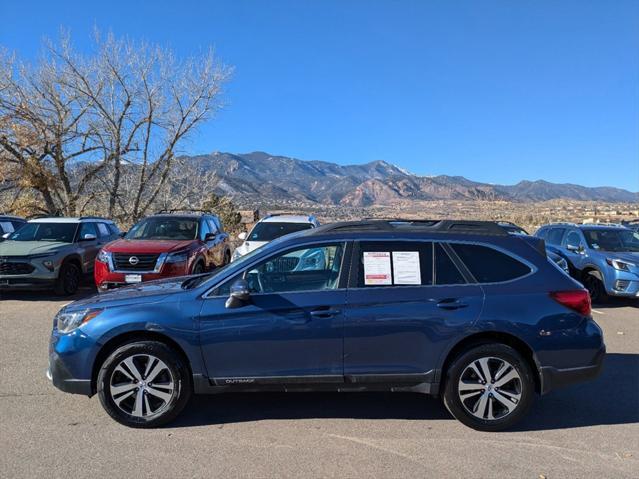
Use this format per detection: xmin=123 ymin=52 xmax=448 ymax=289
xmin=536 ymin=223 xmax=639 ymax=302
xmin=48 ymin=220 xmax=604 ymax=431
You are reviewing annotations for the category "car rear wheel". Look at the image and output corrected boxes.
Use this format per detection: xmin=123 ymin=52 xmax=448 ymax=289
xmin=54 ymin=262 xmax=81 ymax=296
xmin=97 ymin=341 xmax=192 ymax=428
xmin=443 ymin=343 xmax=534 ymax=431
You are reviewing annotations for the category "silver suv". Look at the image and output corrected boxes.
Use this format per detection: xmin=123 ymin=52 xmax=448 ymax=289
xmin=0 ymin=216 xmax=120 ymax=295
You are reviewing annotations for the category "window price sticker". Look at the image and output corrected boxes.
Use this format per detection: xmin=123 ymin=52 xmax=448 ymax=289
xmin=392 ymin=251 xmax=421 ymax=285
xmin=363 ymin=251 xmax=392 ymax=285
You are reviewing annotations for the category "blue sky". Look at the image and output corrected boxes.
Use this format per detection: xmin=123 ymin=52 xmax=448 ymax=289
xmin=2 ymin=1 xmax=638 ymax=190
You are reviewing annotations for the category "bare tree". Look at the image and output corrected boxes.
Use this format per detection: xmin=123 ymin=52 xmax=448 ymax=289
xmin=0 ymin=32 xmax=231 ymax=220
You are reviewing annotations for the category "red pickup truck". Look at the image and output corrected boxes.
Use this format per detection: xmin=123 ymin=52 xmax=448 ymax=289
xmin=94 ymin=212 xmax=231 ymax=291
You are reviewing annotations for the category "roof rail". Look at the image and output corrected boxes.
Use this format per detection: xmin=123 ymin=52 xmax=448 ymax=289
xmin=154 ymin=208 xmax=213 ymax=215
xmin=79 ymin=215 xmax=108 ymax=220
xmin=318 ymin=219 xmax=509 ymax=236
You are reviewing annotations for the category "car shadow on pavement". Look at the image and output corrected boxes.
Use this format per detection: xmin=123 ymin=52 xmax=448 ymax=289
xmin=591 ymin=297 xmax=638 ymax=309
xmin=173 ymin=353 xmax=638 ymax=430
xmin=0 ymin=285 xmax=96 ymax=302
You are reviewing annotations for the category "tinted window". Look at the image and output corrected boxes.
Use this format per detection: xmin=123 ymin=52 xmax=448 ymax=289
xmin=96 ymin=223 xmax=111 ymax=238
xmin=249 ymin=222 xmax=313 ymax=241
xmin=435 ymin=244 xmax=466 ymax=285
xmin=582 ymin=228 xmax=639 ymax=253
xmin=8 ymin=222 xmax=77 ymax=242
xmin=535 ymin=228 xmax=547 ymax=239
xmin=108 ymin=223 xmax=120 ymax=236
xmin=546 ymin=228 xmax=565 ymax=245
xmin=357 ymin=241 xmax=433 ymax=287
xmin=451 ymin=244 xmax=531 ymax=283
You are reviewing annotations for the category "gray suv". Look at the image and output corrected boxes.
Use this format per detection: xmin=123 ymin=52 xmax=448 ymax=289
xmin=0 ymin=216 xmax=120 ymax=295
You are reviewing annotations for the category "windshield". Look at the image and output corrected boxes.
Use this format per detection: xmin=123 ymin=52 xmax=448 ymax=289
xmin=126 ymin=217 xmax=198 ymax=240
xmin=248 ymin=222 xmax=313 ymax=242
xmin=8 ymin=223 xmax=78 ymax=243
xmin=502 ymin=225 xmax=529 ymax=235
xmin=8 ymin=222 xmax=77 ymax=242
xmin=582 ymin=228 xmax=639 ymax=252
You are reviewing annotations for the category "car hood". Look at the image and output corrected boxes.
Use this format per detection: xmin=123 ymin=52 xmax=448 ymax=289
xmin=104 ymin=239 xmax=196 ymax=254
xmin=236 ymin=240 xmax=268 ymax=256
xmin=69 ymin=276 xmax=190 ymax=310
xmin=0 ymin=240 xmax=68 ymax=256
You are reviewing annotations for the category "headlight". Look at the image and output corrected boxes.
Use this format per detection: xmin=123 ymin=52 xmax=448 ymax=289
xmin=55 ymin=309 xmax=103 ymax=333
xmin=166 ymin=250 xmax=189 ymax=263
xmin=96 ymin=249 xmax=111 ymax=264
xmin=606 ymin=258 xmax=634 ymax=272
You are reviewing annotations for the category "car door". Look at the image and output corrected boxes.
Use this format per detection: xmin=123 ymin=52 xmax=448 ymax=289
xmin=198 ymin=242 xmax=349 ymax=384
xmin=344 ymin=241 xmax=484 ymax=384
xmin=76 ymin=222 xmax=100 ymax=273
xmin=562 ymin=229 xmax=587 ymax=271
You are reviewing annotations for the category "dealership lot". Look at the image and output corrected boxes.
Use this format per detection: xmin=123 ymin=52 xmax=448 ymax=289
xmin=1 ymin=289 xmax=637 ymax=478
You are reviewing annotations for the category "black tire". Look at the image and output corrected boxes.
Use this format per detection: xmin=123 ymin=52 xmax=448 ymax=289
xmin=53 ymin=262 xmax=81 ymax=296
xmin=442 ymin=343 xmax=535 ymax=432
xmin=191 ymin=261 xmax=205 ymax=275
xmin=583 ymin=272 xmax=608 ymax=304
xmin=97 ymin=341 xmax=192 ymax=428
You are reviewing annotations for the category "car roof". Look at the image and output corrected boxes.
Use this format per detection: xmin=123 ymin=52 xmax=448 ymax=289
xmin=260 ymin=214 xmax=316 ymax=224
xmin=148 ymin=214 xmax=207 ymax=220
xmin=0 ymin=215 xmax=25 ymax=221
xmin=29 ymin=217 xmax=113 ymax=223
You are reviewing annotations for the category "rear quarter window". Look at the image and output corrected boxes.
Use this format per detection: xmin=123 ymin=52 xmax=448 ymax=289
xmin=451 ymin=243 xmax=531 ymax=283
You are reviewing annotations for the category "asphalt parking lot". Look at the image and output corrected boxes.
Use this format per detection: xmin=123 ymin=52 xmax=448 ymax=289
xmin=1 ymin=288 xmax=637 ymax=478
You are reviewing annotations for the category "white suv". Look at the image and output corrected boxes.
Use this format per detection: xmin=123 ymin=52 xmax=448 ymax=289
xmin=231 ymin=214 xmax=320 ymax=261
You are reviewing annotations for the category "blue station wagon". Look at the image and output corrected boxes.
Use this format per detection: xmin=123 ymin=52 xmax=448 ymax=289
xmin=48 ymin=220 xmax=605 ymax=431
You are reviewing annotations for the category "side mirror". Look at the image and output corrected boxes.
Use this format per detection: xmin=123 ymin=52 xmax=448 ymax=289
xmin=225 ymin=278 xmax=250 ymax=308
xmin=238 ymin=232 xmax=247 ymax=241
xmin=567 ymin=244 xmax=584 ymax=253
xmin=80 ymin=233 xmax=97 ymax=241
xmin=1 ymin=232 xmax=9 ymax=240
xmin=205 ymin=232 xmax=217 ymax=241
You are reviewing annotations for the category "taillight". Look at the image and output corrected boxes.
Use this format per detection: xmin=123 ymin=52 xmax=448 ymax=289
xmin=550 ymin=290 xmax=592 ymax=316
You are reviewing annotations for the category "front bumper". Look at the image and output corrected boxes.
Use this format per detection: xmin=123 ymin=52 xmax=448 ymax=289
xmin=0 ymin=276 xmax=56 ymax=289
xmin=47 ymin=351 xmax=92 ymax=396
xmin=94 ymin=260 xmax=189 ymax=291
xmin=540 ymin=344 xmax=605 ymax=394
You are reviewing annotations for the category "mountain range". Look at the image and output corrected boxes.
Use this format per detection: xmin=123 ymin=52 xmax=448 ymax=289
xmin=182 ymin=152 xmax=638 ymax=207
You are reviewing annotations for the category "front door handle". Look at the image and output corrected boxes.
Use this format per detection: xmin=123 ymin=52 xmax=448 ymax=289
xmin=309 ymin=308 xmax=341 ymax=318
xmin=436 ymin=298 xmax=468 ymax=310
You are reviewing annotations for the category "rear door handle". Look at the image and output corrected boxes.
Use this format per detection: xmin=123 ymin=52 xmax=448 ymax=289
xmin=436 ymin=299 xmax=468 ymax=310
xmin=309 ymin=308 xmax=341 ymax=318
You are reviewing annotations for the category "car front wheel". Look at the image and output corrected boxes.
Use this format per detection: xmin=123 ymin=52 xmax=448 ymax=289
xmin=97 ymin=341 xmax=192 ymax=428
xmin=443 ymin=343 xmax=534 ymax=431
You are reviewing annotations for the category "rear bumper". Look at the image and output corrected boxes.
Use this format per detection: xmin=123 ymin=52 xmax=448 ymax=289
xmin=47 ymin=351 xmax=92 ymax=396
xmin=540 ymin=344 xmax=605 ymax=394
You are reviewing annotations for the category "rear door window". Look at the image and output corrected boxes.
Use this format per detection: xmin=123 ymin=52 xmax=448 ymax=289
xmin=434 ymin=244 xmax=466 ymax=285
xmin=451 ymin=243 xmax=531 ymax=283
xmin=96 ymin=223 xmax=111 ymax=238
xmin=357 ymin=241 xmax=433 ymax=287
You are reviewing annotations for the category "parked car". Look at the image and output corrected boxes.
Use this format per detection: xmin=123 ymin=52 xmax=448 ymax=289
xmin=536 ymin=223 xmax=639 ymax=302
xmin=231 ymin=214 xmax=319 ymax=261
xmin=48 ymin=219 xmax=604 ymax=431
xmin=497 ymin=221 xmax=568 ymax=273
xmin=0 ymin=214 xmax=27 ymax=240
xmin=622 ymin=220 xmax=639 ymax=233
xmin=94 ymin=211 xmax=231 ymax=291
xmin=497 ymin=221 xmax=529 ymax=236
xmin=0 ymin=216 xmax=120 ymax=295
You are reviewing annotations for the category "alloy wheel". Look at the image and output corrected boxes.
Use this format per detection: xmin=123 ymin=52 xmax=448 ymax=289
xmin=109 ymin=354 xmax=175 ymax=418
xmin=457 ymin=356 xmax=523 ymax=421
